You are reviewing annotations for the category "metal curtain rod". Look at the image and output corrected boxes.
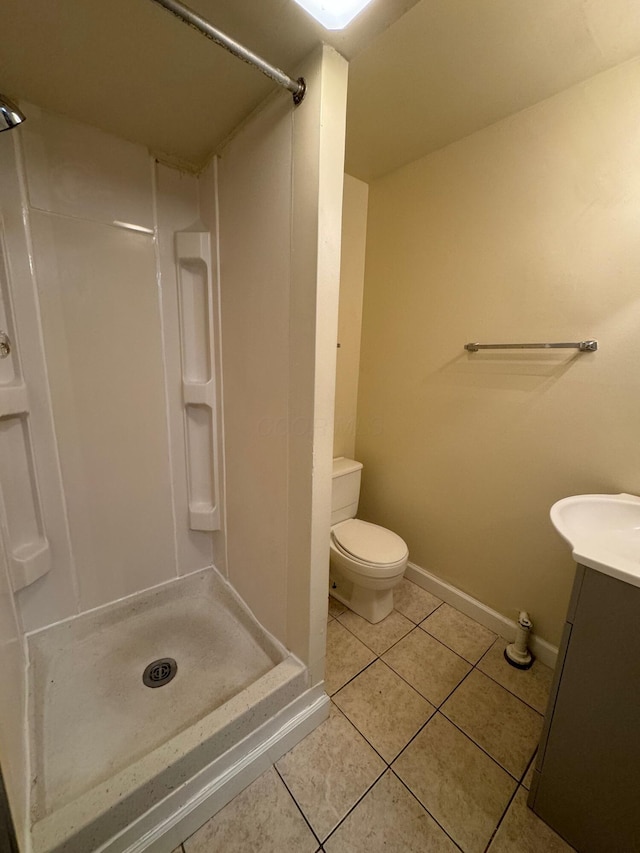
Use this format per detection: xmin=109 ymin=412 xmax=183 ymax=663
xmin=465 ymin=340 xmax=598 ymax=352
xmin=150 ymin=0 xmax=306 ymax=104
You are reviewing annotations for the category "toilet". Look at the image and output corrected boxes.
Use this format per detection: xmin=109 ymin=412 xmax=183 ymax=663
xmin=329 ymin=457 xmax=408 ymax=623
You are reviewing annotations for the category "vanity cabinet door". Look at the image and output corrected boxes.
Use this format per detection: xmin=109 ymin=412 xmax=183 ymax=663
xmin=530 ymin=567 xmax=640 ymax=853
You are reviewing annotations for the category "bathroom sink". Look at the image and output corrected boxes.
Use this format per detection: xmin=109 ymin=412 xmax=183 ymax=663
xmin=551 ymin=493 xmax=640 ymax=587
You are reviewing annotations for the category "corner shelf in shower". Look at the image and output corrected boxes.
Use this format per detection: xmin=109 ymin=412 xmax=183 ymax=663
xmin=0 ymin=230 xmax=52 ymax=592
xmin=0 ymin=380 xmax=51 ymax=592
xmin=175 ymin=229 xmax=221 ymax=532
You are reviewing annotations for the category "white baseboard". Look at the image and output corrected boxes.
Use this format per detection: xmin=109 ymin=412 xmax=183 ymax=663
xmin=405 ymin=562 xmax=558 ymax=669
xmin=102 ymin=685 xmax=329 ymax=853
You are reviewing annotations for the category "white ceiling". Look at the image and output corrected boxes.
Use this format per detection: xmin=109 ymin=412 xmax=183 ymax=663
xmin=2 ymin=1 xmax=640 ymax=179
xmin=0 ymin=0 xmax=419 ymax=170
xmin=346 ymin=0 xmax=640 ymax=180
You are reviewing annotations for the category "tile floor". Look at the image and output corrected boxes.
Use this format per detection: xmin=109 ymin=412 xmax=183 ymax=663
xmin=171 ymin=579 xmax=575 ymax=852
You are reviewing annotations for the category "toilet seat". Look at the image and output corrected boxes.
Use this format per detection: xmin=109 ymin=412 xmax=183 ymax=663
xmin=331 ymin=519 xmax=408 ymax=567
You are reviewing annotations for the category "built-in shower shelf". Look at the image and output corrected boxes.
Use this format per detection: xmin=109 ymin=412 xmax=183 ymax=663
xmin=189 ymin=501 xmax=219 ymax=531
xmin=0 ymin=377 xmax=51 ymax=591
xmin=10 ymin=537 xmax=51 ymax=592
xmin=0 ymin=382 xmax=28 ymax=417
xmin=183 ymin=379 xmax=214 ymax=407
xmin=175 ymin=229 xmax=221 ymax=533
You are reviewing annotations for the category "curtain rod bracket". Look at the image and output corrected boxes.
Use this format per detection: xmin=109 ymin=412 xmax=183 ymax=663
xmin=293 ymin=78 xmax=306 ymax=106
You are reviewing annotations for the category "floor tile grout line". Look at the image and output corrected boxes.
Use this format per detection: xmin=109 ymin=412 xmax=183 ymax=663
xmin=436 ymin=657 xmax=476 ymax=706
xmin=331 ymin=590 xmax=550 ymax=711
xmin=274 ymin=763 xmax=324 ymax=848
xmin=434 ymin=641 xmax=540 ymax=780
xmin=384 ymin=651 xmax=477 ymax=735
xmin=326 ymin=594 xmax=550 ymax=849
xmin=386 ymin=656 xmax=537 ymax=781
xmin=389 ymin=766 xmax=465 ymax=852
xmin=415 ymin=607 xmax=497 ymax=661
xmin=328 ymin=655 xmax=379 ymax=698
xmin=331 ymin=631 xmax=447 ymax=748
xmin=478 ymin=669 xmax=547 ymax=716
xmin=188 ymin=590 xmax=547 ymax=853
xmin=482 ymin=779 xmax=522 ymax=853
xmin=333 ymin=628 xmax=475 ymax=767
xmin=329 ymin=617 xmax=420 ymax=698
xmin=328 ymin=698 xmax=396 ymax=766
xmin=333 ymin=606 xmax=421 ymax=657
xmin=329 ymin=698 xmax=391 ymax=765
xmin=319 ymin=766 xmax=387 ymax=847
xmin=476 ymin=638 xmax=549 ymax=715
xmin=390 ymin=710 xmax=523 ymax=852
xmin=438 ymin=708 xmax=535 ymax=783
xmin=520 ymin=749 xmax=538 ymax=786
xmin=333 ymin=653 xmax=433 ymax=711
xmin=418 ymin=597 xmax=497 ymax=627
xmin=389 ymin=621 xmax=479 ymax=670
xmin=327 ymin=602 xmax=456 ymax=696
xmin=386 ymin=703 xmax=441 ymax=766
xmin=393 ymin=596 xmax=445 ymax=625
xmin=376 ymin=657 xmax=442 ymax=707
xmin=388 ymin=695 xmax=530 ymax=784
xmin=332 ymin=583 xmax=445 ymax=638
xmin=327 ymin=617 xmax=379 ymax=664
xmin=411 ymin=606 xmax=551 ymax=715
xmin=329 ymin=694 xmax=430 ymax=769
xmin=467 ymin=636 xmax=543 ymax=849
xmin=452 ymin=632 xmax=547 ymax=717
xmin=417 ymin=621 xmax=497 ymax=666
xmin=330 ymin=605 xmax=546 ymax=777
xmin=330 ymin=647 xmax=443 ymax=768
xmin=329 ymin=636 xmax=455 ymax=819
xmin=333 ymin=615 xmax=440 ymax=762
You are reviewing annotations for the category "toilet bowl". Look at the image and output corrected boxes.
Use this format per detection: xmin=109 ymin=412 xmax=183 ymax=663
xmin=329 ymin=458 xmax=409 ymax=623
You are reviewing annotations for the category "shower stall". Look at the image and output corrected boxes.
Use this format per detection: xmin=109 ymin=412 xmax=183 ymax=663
xmin=0 ymin=42 xmax=347 ymax=853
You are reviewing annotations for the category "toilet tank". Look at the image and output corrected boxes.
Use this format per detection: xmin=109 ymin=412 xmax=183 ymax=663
xmin=331 ymin=457 xmax=363 ymax=525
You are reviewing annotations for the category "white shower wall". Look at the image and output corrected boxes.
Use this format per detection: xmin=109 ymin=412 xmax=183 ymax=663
xmin=0 ymin=41 xmax=347 ymax=660
xmin=217 ymin=92 xmax=292 ymax=642
xmin=1 ymin=105 xmax=223 ymax=634
xmin=217 ymin=45 xmax=348 ymax=680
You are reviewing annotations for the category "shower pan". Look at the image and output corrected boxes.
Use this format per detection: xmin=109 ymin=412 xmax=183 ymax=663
xmin=27 ymin=568 xmax=312 ymax=853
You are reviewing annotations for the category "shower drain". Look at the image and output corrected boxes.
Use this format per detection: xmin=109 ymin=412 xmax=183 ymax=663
xmin=143 ymin=657 xmax=177 ymax=688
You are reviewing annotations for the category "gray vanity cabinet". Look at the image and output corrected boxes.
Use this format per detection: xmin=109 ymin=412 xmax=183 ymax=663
xmin=528 ymin=564 xmax=640 ymax=852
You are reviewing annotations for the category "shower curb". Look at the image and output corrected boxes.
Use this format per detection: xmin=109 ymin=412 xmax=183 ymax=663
xmin=101 ymin=684 xmax=329 ymax=853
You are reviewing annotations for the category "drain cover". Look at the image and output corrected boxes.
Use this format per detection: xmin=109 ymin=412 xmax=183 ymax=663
xmin=143 ymin=658 xmax=177 ymax=688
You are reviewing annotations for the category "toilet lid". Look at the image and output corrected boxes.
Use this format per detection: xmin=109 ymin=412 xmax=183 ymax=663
xmin=332 ymin=519 xmax=408 ymax=565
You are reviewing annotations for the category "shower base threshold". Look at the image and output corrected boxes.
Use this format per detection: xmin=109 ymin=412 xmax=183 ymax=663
xmin=27 ymin=567 xmax=326 ymax=853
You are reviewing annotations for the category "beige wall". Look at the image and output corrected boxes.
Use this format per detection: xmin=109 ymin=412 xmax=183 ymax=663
xmin=356 ymin=57 xmax=640 ymax=645
xmin=334 ymin=174 xmax=368 ymax=459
